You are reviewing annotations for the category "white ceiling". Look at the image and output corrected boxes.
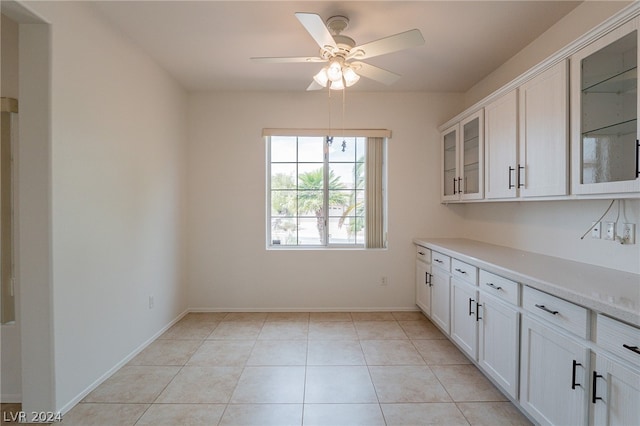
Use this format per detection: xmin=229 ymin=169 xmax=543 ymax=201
xmin=89 ymin=1 xmax=582 ymax=93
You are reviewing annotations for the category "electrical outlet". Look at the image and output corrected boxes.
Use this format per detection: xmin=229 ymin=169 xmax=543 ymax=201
xmin=148 ymin=295 xmax=154 ymax=309
xmin=591 ymin=222 xmax=601 ymax=239
xmin=621 ymin=223 xmax=636 ymax=244
xmin=380 ymin=276 xmax=388 ymax=286
xmin=605 ymin=222 xmax=616 ymax=241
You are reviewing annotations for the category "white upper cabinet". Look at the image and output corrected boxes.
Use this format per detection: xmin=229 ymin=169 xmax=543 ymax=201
xmin=460 ymin=112 xmax=484 ymax=200
xmin=440 ymin=110 xmax=484 ymax=202
xmin=571 ymin=16 xmax=640 ymax=195
xmin=518 ymin=60 xmax=569 ymax=197
xmin=441 ymin=124 xmax=460 ymax=202
xmin=439 ymin=6 xmax=640 ymax=202
xmin=485 ymin=89 xmax=518 ymax=199
xmin=484 ymin=62 xmax=569 ymax=201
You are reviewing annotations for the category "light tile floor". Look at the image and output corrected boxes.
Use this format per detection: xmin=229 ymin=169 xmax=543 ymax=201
xmin=52 ymin=311 xmax=533 ymax=425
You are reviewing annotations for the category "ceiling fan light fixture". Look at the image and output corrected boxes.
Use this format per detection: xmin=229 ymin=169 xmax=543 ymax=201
xmin=313 ymin=68 xmax=329 ymax=87
xmin=327 ymin=60 xmax=343 ymax=82
xmin=330 ymin=78 xmax=345 ymax=90
xmin=343 ymin=66 xmax=360 ymax=87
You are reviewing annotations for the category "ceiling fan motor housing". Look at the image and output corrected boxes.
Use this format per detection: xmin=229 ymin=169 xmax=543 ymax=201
xmin=326 ymin=15 xmax=349 ymax=35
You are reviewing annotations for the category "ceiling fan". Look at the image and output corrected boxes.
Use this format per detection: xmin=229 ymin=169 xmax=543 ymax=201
xmin=251 ymin=12 xmax=425 ymax=90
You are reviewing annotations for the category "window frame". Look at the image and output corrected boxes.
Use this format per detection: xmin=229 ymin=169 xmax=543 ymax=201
xmin=265 ymin=130 xmax=389 ymax=250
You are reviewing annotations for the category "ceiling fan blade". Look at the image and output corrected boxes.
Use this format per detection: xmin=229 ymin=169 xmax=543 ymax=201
xmin=295 ymin=12 xmax=337 ymax=50
xmin=351 ymin=62 xmax=401 ymax=85
xmin=251 ymin=56 xmax=326 ymax=63
xmin=351 ymin=29 xmax=424 ymax=60
xmin=306 ymin=80 xmax=325 ymax=91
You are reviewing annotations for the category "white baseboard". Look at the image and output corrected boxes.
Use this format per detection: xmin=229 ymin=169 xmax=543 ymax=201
xmin=57 ymin=309 xmax=189 ymax=415
xmin=188 ymin=307 xmax=420 ymax=313
xmin=0 ymin=393 xmax=21 ymax=403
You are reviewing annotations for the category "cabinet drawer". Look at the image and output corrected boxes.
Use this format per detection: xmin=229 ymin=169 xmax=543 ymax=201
xmin=597 ymin=314 xmax=640 ymax=368
xmin=479 ymin=270 xmax=519 ymax=305
xmin=523 ymin=286 xmax=589 ymax=339
xmin=415 ymin=246 xmax=431 ymax=264
xmin=431 ymin=251 xmax=451 ymax=272
xmin=451 ymin=258 xmax=478 ymax=285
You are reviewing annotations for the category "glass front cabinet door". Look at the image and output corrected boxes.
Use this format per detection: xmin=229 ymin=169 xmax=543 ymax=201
xmin=441 ymin=124 xmax=459 ymax=202
xmin=460 ymin=111 xmax=484 ymax=200
xmin=571 ymin=16 xmax=640 ymax=195
xmin=440 ymin=110 xmax=484 ymax=202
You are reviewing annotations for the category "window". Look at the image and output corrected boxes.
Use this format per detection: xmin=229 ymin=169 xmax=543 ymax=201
xmin=266 ymin=131 xmax=387 ymax=248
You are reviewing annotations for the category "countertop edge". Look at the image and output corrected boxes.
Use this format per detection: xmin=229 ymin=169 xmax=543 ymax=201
xmin=413 ymin=238 xmax=640 ymax=328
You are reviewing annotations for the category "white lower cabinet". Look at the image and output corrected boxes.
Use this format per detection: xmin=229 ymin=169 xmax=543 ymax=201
xmin=415 ymin=255 xmax=431 ymax=316
xmin=449 ymin=265 xmax=521 ymax=403
xmin=478 ymin=291 xmax=519 ymax=399
xmin=413 ymin=241 xmax=639 ymax=426
xmin=430 ymin=265 xmax=451 ymax=334
xmin=450 ymin=278 xmax=478 ymax=359
xmin=591 ymin=314 xmax=640 ymax=426
xmin=591 ymin=352 xmax=640 ymax=425
xmin=520 ymin=315 xmax=590 ymax=426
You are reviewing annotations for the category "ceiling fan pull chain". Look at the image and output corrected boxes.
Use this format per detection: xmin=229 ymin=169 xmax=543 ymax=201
xmin=342 ymin=87 xmax=347 ymax=151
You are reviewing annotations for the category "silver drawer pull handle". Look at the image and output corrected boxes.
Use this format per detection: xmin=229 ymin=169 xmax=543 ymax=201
xmin=418 ymin=251 xmax=425 ymax=255
xmin=485 ymin=282 xmax=502 ymax=290
xmin=623 ymin=344 xmax=640 ymax=355
xmin=535 ymin=304 xmax=559 ymax=315
xmin=454 ymin=268 xmax=467 ymax=274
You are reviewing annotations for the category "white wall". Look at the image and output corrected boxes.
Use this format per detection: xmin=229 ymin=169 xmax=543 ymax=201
xmin=0 ymin=12 xmax=22 ymax=403
xmin=187 ymin=91 xmax=464 ymax=310
xmin=459 ymin=200 xmax=640 ymax=274
xmin=1 ymin=14 xmax=19 ymax=99
xmin=464 ymin=1 xmax=631 ymax=107
xmin=20 ymin=1 xmax=189 ymax=412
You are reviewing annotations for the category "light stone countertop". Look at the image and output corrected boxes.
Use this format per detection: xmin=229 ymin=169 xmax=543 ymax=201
xmin=413 ymin=238 xmax=640 ymax=328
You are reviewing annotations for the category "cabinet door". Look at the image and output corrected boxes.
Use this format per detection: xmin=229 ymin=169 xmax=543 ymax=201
xmin=571 ymin=17 xmax=640 ymax=195
xmin=485 ymin=89 xmax=518 ymax=199
xmin=478 ymin=292 xmax=519 ymax=399
xmin=520 ymin=316 xmax=589 ymax=426
xmin=592 ymin=353 xmax=640 ymax=426
xmin=460 ymin=111 xmax=484 ymax=200
xmin=430 ymin=267 xmax=451 ymax=335
xmin=518 ymin=60 xmax=569 ymax=197
xmin=450 ymin=279 xmax=478 ymax=359
xmin=416 ymin=260 xmax=431 ymax=316
xmin=441 ymin=124 xmax=460 ymax=202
